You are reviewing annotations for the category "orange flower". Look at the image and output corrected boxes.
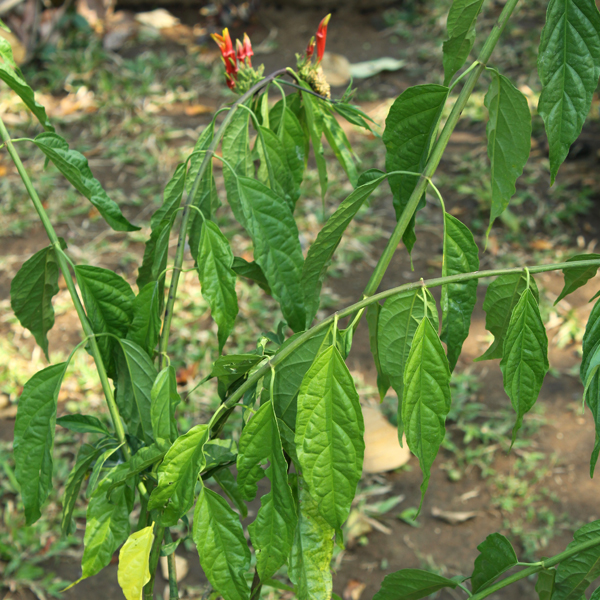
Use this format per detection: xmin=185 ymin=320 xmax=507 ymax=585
xmin=316 ymin=14 xmax=331 ymax=63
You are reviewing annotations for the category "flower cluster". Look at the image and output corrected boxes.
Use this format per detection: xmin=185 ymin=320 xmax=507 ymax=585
xmin=212 ymin=28 xmax=262 ymax=92
xmin=298 ymin=14 xmax=332 ymax=99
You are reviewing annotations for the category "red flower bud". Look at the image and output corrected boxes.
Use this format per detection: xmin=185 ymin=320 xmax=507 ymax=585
xmin=316 ymin=14 xmax=331 ymax=63
xmin=306 ymin=36 xmax=315 ymax=60
xmin=243 ymin=33 xmax=253 ymax=66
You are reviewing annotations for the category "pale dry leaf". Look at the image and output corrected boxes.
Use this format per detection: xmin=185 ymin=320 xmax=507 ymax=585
xmin=431 ymin=507 xmax=477 ymax=525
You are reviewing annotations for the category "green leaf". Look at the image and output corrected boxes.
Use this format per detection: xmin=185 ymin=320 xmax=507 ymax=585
xmin=536 ymin=568 xmax=557 ymax=600
xmin=581 ymin=298 xmax=600 ymax=475
xmin=222 ymin=105 xmax=253 ymax=227
xmin=0 ymin=64 xmax=53 ymax=131
xmin=213 ymin=467 xmax=247 ymax=519
xmin=366 ymin=303 xmax=391 ymax=400
xmin=87 ymin=443 xmax=122 ymax=499
xmin=289 ymin=475 xmax=334 ymax=600
xmin=484 ymin=72 xmax=532 ymax=231
xmin=236 ymin=176 xmax=306 ymax=332
xmin=471 ymin=533 xmax=518 ymax=593
xmin=10 ymin=244 xmax=62 ymax=359
xmin=193 ymin=486 xmax=251 ymax=600
xmin=442 ymin=0 xmax=485 ymax=84
xmin=279 ymin=107 xmax=307 ymax=202
xmin=302 ymin=92 xmax=328 ymax=202
xmin=75 ymin=265 xmax=135 ymax=377
xmin=231 ymin=257 xmax=272 ymax=294
xmin=117 ymin=525 xmax=154 ymax=600
xmin=56 ymin=414 xmax=110 ymax=436
xmin=136 ymin=215 xmax=171 ymax=293
xmin=114 ymin=339 xmax=156 ymax=444
xmin=333 ymin=103 xmax=377 ymax=133
xmin=14 ymin=362 xmax=67 ymax=524
xmin=476 ymin=271 xmax=539 ymax=361
xmin=500 ymin=288 xmax=549 ymax=444
xmin=151 ymin=366 xmax=180 ymax=443
xmin=383 ymin=85 xmax=448 ymax=254
xmin=148 ymin=424 xmax=208 ymax=526
xmin=126 ymin=281 xmax=161 ymax=357
xmin=403 ymin=315 xmax=451 ymax=511
xmin=150 ymin=162 xmax=187 ymax=231
xmin=302 ymin=175 xmax=387 ymax=327
xmin=322 ymin=111 xmax=358 ymax=187
xmin=257 ymin=125 xmax=297 ymax=212
xmin=295 ymin=344 xmax=365 ymax=530
xmin=81 ymin=468 xmax=132 ymax=580
xmin=553 ymin=520 xmax=600 ymax=600
xmin=441 ymin=213 xmax=479 ymax=371
xmin=373 ymin=569 xmax=458 ymax=600
xmin=538 ymin=0 xmax=600 ymax=183
xmin=556 ymin=254 xmax=600 ymax=304
xmin=197 ymin=220 xmax=239 ymax=352
xmin=237 ymin=400 xmax=296 ymax=581
xmin=33 ymin=133 xmax=138 ymax=231
xmin=265 ymin=328 xmax=329 ymax=432
xmin=61 ymin=444 xmax=99 ymax=536
xmin=378 ymin=288 xmax=438 ymax=438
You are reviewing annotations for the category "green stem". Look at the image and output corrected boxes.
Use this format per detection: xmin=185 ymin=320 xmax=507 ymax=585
xmin=158 ymin=68 xmax=288 ymax=370
xmin=0 ymin=115 xmax=131 ymax=460
xmin=362 ymin=0 xmax=520 ymax=298
xmin=203 ymin=258 xmax=600 ymax=432
xmin=469 ymin=534 xmax=600 ymax=599
xmin=164 ymin=529 xmax=179 ymax=600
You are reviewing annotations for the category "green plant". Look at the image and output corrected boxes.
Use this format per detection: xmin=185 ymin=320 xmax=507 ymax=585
xmin=3 ymin=1 xmax=600 ymax=599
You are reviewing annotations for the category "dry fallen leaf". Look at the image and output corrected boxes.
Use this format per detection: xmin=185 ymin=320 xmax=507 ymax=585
xmin=343 ymin=579 xmax=366 ymax=600
xmin=362 ymin=406 xmax=410 ymax=473
xmin=431 ymin=506 xmax=477 ymax=525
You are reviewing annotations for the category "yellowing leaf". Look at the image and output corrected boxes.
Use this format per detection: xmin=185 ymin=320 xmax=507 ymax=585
xmin=117 ymin=525 xmax=155 ymax=600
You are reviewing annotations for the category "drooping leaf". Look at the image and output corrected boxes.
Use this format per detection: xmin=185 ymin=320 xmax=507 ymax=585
xmin=193 ymin=486 xmax=251 ymax=600
xmin=553 ymin=520 xmax=600 ymax=600
xmin=367 ymin=303 xmax=391 ymax=400
xmin=295 ymin=344 xmax=365 ymax=531
xmin=500 ymin=288 xmax=549 ymax=443
xmin=236 ymin=176 xmax=306 ymax=332
xmin=302 ymin=91 xmax=328 ymax=201
xmin=536 ymin=568 xmax=557 ymax=600
xmin=126 ymin=281 xmax=161 ymax=357
xmin=231 ymin=257 xmax=272 ymax=294
xmin=150 ymin=366 xmax=180 ymax=443
xmin=14 ymin=362 xmax=68 ymax=524
xmin=33 ymin=133 xmax=138 ymax=231
xmin=237 ymin=400 xmax=296 ymax=581
xmin=279 ymin=107 xmax=307 ymax=202
xmin=322 ymin=111 xmax=358 ymax=187
xmin=76 ymin=265 xmax=135 ymax=377
xmin=289 ymin=475 xmax=334 ymax=600
xmin=556 ymin=254 xmax=600 ymax=304
xmin=476 ymin=271 xmax=539 ymax=361
xmin=373 ymin=569 xmax=458 ymax=600
xmin=222 ymin=105 xmax=253 ymax=227
xmin=197 ymin=220 xmax=239 ymax=352
xmin=403 ymin=315 xmax=451 ymax=511
xmin=538 ymin=0 xmax=600 ymax=183
xmin=149 ymin=162 xmax=187 ymax=231
xmin=0 ymin=64 xmax=53 ymax=130
xmin=80 ymin=468 xmax=132 ymax=580
xmin=56 ymin=414 xmax=110 ymax=436
xmin=257 ymin=125 xmax=296 ymax=212
xmin=10 ymin=243 xmax=63 ymax=359
xmin=471 ymin=533 xmax=518 ymax=593
xmin=265 ymin=328 xmax=330 ymax=432
xmin=383 ymin=85 xmax=448 ymax=254
xmin=87 ymin=443 xmax=122 ymax=499
xmin=442 ymin=0 xmax=485 ymax=84
xmin=484 ymin=71 xmax=532 ymax=231
xmin=378 ymin=288 xmax=438 ymax=438
xmin=333 ymin=102 xmax=377 ymax=133
xmin=581 ymin=298 xmax=600 ymax=475
xmin=148 ymin=424 xmax=208 ymax=526
xmin=61 ymin=444 xmax=100 ymax=536
xmin=213 ymin=467 xmax=247 ymax=519
xmin=114 ymin=339 xmax=156 ymax=444
xmin=136 ymin=214 xmax=172 ymax=293
xmin=117 ymin=525 xmax=154 ymax=600
xmin=441 ymin=213 xmax=479 ymax=371
xmin=302 ymin=174 xmax=387 ymax=327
